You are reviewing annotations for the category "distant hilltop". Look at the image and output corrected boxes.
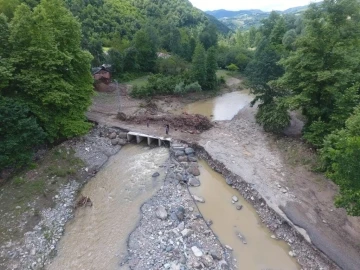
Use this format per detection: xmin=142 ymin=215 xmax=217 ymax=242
xmin=206 ymin=2 xmax=323 ymax=30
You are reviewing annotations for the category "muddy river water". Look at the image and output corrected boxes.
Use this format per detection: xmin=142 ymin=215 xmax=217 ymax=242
xmin=48 ymin=90 xmax=300 ymax=269
xmin=47 ymin=145 xmax=169 ymax=270
xmin=190 ymin=161 xmax=300 ymax=269
xmin=178 ymin=90 xmax=254 ymax=120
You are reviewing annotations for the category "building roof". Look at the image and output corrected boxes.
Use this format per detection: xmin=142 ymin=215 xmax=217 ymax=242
xmin=92 ymin=64 xmax=112 ymax=75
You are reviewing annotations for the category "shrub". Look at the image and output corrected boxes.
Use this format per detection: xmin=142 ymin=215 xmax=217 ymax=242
xmin=255 ymin=102 xmax=290 ymax=133
xmin=174 ymin=82 xmax=186 ymax=95
xmin=226 ymin=63 xmax=239 ymax=72
xmin=185 ymin=82 xmax=202 ymax=93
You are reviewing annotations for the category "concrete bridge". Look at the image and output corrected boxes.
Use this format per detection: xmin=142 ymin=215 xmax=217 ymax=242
xmin=127 ymin=131 xmax=171 ymax=146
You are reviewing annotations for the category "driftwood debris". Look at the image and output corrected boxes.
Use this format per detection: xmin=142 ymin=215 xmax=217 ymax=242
xmin=76 ymin=195 xmax=93 ymax=208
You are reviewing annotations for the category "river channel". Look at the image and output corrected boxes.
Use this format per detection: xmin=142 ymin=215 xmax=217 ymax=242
xmin=48 ymin=90 xmax=300 ymax=269
xmin=47 ymin=145 xmax=169 ymax=270
xmin=190 ymin=161 xmax=300 ymax=269
xmin=178 ymin=90 xmax=253 ymax=120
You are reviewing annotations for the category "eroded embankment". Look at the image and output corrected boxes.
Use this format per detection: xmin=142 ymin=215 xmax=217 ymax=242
xmin=187 ymin=143 xmax=340 ymax=270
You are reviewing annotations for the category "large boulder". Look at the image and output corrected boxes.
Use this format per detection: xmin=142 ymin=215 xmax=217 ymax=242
xmin=188 ymin=165 xmax=200 ymax=176
xmin=189 ymin=177 xmax=201 ymax=187
xmin=109 ymin=132 xmax=117 ymax=139
xmin=156 ymin=205 xmax=168 ymax=220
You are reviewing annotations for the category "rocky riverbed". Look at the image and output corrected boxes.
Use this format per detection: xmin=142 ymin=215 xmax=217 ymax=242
xmin=123 ymin=144 xmax=233 ymax=270
xmin=0 ymin=125 xmax=344 ymax=270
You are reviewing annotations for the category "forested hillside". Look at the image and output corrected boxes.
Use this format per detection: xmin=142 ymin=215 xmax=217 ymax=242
xmin=206 ymin=3 xmax=322 ymax=30
xmin=239 ymin=0 xmax=360 ymax=215
xmin=0 ymin=0 xmax=227 ymax=172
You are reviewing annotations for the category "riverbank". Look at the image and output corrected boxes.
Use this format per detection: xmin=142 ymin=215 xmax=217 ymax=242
xmin=0 ymin=126 xmax=127 ymax=269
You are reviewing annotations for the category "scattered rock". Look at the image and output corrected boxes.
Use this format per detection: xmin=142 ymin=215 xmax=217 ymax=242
xmin=170 ymin=262 xmax=181 ymax=270
xmin=236 ymin=205 xmax=243 ymax=210
xmin=177 ymin=222 xmax=185 ymax=231
xmin=185 ymin=148 xmax=195 ymax=155
xmin=219 ymin=260 xmax=229 ymax=270
xmin=175 ymin=206 xmax=185 ymax=221
xmin=181 ymin=229 xmax=193 ymax=238
xmin=207 ymin=219 xmax=213 ymax=226
xmin=225 ymin=245 xmax=233 ymax=251
xmin=193 ymin=195 xmax=205 ymax=203
xmin=225 ymin=178 xmax=233 ymax=185
xmin=232 ymin=196 xmax=238 ymax=202
xmin=202 ymin=255 xmax=214 ymax=267
xmin=111 ymin=139 xmax=119 ymax=145
xmin=289 ymin=251 xmax=297 ymax=257
xmin=189 ymin=177 xmax=201 ymax=187
xmin=174 ymin=150 xmax=185 ymax=157
xmin=210 ymin=250 xmax=222 ymax=260
xmin=188 ymin=156 xmax=198 ymax=162
xmin=155 ymin=205 xmax=168 ymax=220
xmin=118 ymin=139 xmax=127 ymax=145
xmin=109 ymin=132 xmax=117 ymax=139
xmin=191 ymin=246 xmax=203 ymax=257
xmin=188 ymin=165 xmax=200 ymax=176
xmin=281 ymin=188 xmax=288 ymax=193
xmin=118 ymin=133 xmax=127 ymax=139
xmin=177 ymin=156 xmax=188 ymax=162
xmin=271 ymin=235 xmax=277 ymax=239
xmin=152 ymin=172 xmax=160 ymax=177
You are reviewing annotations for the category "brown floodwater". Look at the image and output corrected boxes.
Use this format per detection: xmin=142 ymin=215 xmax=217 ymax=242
xmin=190 ymin=160 xmax=300 ymax=270
xmin=178 ymin=91 xmax=253 ymax=121
xmin=47 ymin=144 xmax=169 ymax=270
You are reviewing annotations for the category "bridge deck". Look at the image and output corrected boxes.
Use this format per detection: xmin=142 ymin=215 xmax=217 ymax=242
xmin=127 ymin=132 xmax=171 ymax=146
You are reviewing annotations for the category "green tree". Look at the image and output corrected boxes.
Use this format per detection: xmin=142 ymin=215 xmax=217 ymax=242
xmin=6 ymin=0 xmax=93 ymax=141
xmin=321 ymin=107 xmax=360 ymax=215
xmin=106 ymin=49 xmax=123 ymax=75
xmin=205 ymin=46 xmax=217 ymax=90
xmin=0 ymin=97 xmax=46 ymax=170
xmin=226 ymin=63 xmax=239 ymax=72
xmin=199 ymin=23 xmax=218 ymax=50
xmin=134 ymin=28 xmax=157 ymax=71
xmin=191 ymin=43 xmax=206 ymax=87
xmin=276 ymin=0 xmax=360 ymax=147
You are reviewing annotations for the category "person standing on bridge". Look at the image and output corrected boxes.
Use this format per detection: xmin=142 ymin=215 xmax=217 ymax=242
xmin=165 ymin=124 xmax=169 ymax=135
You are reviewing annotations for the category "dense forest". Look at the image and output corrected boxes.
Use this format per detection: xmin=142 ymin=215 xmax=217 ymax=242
xmin=0 ymin=0 xmax=359 ymax=216
xmin=0 ymin=0 xmax=227 ymax=170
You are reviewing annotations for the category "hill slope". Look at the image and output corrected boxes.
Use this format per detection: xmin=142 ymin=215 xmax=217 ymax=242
xmin=206 ymin=2 xmax=322 ymax=30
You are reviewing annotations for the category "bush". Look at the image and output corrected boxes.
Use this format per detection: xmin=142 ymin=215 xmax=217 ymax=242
xmin=130 ymin=74 xmax=181 ymax=98
xmin=255 ymin=102 xmax=290 ymax=133
xmin=185 ymin=82 xmax=202 ymax=93
xmin=174 ymin=82 xmax=186 ymax=95
xmin=0 ymin=97 xmax=46 ymax=171
xmin=226 ymin=63 xmax=239 ymax=72
xmin=156 ymin=55 xmax=189 ymax=75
